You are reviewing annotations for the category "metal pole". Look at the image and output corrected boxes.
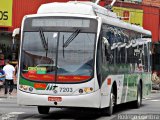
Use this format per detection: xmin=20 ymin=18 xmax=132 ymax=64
xmin=110 ymin=0 xmax=116 ymax=7
xmin=95 ymin=0 xmax=100 ymax=4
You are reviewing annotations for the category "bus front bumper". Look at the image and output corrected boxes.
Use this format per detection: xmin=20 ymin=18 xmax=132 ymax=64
xmin=17 ymin=90 xmax=101 ymax=108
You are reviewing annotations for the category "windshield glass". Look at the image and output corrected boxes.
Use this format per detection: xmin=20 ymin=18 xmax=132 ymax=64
xmin=21 ymin=29 xmax=96 ymax=83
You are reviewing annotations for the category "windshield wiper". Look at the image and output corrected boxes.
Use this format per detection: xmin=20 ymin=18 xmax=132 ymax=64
xmin=39 ymin=28 xmax=48 ymax=57
xmin=63 ymin=29 xmax=80 ymax=48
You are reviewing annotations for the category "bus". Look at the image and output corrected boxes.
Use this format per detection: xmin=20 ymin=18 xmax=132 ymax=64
xmin=152 ymin=42 xmax=160 ymax=88
xmin=16 ymin=0 xmax=152 ymax=115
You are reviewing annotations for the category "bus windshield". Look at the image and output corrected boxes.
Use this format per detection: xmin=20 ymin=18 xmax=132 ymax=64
xmin=21 ymin=17 xmax=97 ymax=83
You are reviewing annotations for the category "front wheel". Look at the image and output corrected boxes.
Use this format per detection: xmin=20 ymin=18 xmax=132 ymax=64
xmin=134 ymin=84 xmax=142 ymax=108
xmin=38 ymin=106 xmax=50 ymax=114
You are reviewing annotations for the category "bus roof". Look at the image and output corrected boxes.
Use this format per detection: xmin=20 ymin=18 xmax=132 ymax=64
xmin=37 ymin=1 xmax=117 ymax=18
xmin=36 ymin=1 xmax=151 ymax=36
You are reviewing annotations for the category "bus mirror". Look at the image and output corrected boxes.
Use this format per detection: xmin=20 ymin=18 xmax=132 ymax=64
xmin=12 ymin=28 xmax=20 ymax=44
xmin=12 ymin=28 xmax=20 ymax=37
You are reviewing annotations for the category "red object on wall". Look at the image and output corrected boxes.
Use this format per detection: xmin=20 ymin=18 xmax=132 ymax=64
xmin=99 ymin=1 xmax=106 ymax=7
xmin=123 ymin=11 xmax=130 ymax=20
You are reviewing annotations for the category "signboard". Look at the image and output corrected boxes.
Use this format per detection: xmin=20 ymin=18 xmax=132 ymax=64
xmin=122 ymin=0 xmax=142 ymax=3
xmin=143 ymin=0 xmax=160 ymax=7
xmin=0 ymin=0 xmax=13 ymax=27
xmin=112 ymin=7 xmax=143 ymax=26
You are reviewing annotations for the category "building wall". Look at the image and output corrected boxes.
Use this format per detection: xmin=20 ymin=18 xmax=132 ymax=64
xmin=11 ymin=0 xmax=69 ymax=31
xmin=1 ymin=0 xmax=106 ymax=31
xmin=143 ymin=0 xmax=160 ymax=7
xmin=143 ymin=6 xmax=160 ymax=42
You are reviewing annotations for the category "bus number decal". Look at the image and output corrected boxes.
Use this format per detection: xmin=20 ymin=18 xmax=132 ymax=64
xmin=60 ymin=87 xmax=73 ymax=92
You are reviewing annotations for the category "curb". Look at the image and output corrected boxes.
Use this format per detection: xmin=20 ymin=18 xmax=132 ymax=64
xmin=0 ymin=96 xmax=7 ymax=98
xmin=151 ymin=90 xmax=160 ymax=93
xmin=0 ymin=88 xmax=17 ymax=99
xmin=0 ymin=95 xmax=17 ymax=98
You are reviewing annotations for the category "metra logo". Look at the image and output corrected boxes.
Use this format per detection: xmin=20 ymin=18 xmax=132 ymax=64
xmin=46 ymin=84 xmax=58 ymax=91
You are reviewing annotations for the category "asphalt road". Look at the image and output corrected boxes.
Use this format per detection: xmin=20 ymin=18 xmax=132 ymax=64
xmin=0 ymin=92 xmax=160 ymax=120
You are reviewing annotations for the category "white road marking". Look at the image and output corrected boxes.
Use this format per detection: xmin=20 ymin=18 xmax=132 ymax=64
xmin=143 ymin=97 xmax=151 ymax=101
xmin=9 ymin=112 xmax=25 ymax=114
xmin=150 ymin=99 xmax=160 ymax=102
xmin=1 ymin=112 xmax=25 ymax=120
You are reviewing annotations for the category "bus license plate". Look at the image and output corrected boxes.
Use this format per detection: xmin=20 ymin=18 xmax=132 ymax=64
xmin=48 ymin=97 xmax=62 ymax=102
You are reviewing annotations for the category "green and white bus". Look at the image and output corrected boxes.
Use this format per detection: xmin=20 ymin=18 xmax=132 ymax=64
xmin=16 ymin=0 xmax=152 ymax=115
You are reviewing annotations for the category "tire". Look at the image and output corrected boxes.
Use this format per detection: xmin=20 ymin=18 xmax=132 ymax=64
xmin=103 ymin=88 xmax=115 ymax=116
xmin=38 ymin=106 xmax=50 ymax=114
xmin=134 ymin=84 xmax=142 ymax=108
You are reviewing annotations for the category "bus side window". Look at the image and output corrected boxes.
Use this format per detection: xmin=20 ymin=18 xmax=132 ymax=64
xmin=120 ymin=47 xmax=125 ymax=63
xmin=143 ymin=44 xmax=149 ymax=72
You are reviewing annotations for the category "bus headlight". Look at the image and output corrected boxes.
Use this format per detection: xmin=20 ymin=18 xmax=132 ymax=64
xmin=78 ymin=87 xmax=93 ymax=94
xmin=84 ymin=87 xmax=93 ymax=93
xmin=19 ymin=85 xmax=34 ymax=92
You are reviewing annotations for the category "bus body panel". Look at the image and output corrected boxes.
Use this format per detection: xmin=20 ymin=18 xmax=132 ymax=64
xmin=18 ymin=77 xmax=98 ymax=96
xmin=142 ymin=72 xmax=152 ymax=97
xmin=100 ymin=73 xmax=148 ymax=108
xmin=100 ymin=75 xmax=124 ymax=107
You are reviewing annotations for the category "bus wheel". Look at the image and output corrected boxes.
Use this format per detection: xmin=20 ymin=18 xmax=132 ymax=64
xmin=134 ymin=84 xmax=142 ymax=108
xmin=103 ymin=88 xmax=115 ymax=116
xmin=38 ymin=106 xmax=50 ymax=114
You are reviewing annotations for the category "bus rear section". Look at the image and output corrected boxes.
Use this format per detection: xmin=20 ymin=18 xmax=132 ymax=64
xmin=17 ymin=16 xmax=101 ymax=112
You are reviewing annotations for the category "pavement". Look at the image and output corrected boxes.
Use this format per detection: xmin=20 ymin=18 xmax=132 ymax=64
xmin=0 ymin=87 xmax=17 ymax=98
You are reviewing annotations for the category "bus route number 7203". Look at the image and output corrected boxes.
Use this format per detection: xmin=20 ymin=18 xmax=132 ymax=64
xmin=60 ymin=87 xmax=73 ymax=92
